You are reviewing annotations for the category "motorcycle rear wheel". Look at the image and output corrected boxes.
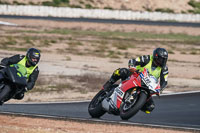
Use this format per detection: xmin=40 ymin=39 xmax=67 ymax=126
xmin=120 ymin=91 xmax=147 ymax=120
xmin=88 ymin=90 xmax=106 ymax=118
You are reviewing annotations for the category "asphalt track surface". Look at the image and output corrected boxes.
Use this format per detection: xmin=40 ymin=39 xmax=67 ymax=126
xmin=0 ymin=15 xmax=200 ymax=131
xmin=0 ymin=92 xmax=200 ymax=131
xmin=1 ymin=15 xmax=200 ymax=27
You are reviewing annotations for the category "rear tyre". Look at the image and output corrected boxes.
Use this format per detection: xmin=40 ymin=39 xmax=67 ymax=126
xmin=88 ymin=90 xmax=106 ymax=118
xmin=120 ymin=91 xmax=147 ymax=120
xmin=0 ymin=85 xmax=11 ymax=103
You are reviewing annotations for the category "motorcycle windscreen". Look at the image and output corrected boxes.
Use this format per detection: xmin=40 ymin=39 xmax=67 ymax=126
xmin=5 ymin=64 xmax=27 ymax=87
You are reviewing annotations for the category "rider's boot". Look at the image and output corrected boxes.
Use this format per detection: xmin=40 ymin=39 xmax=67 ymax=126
xmin=13 ymin=93 xmax=24 ymax=100
xmin=141 ymin=97 xmax=155 ymax=114
xmin=0 ymin=73 xmax=4 ymax=84
xmin=103 ymin=69 xmax=121 ymax=92
xmin=103 ymin=81 xmax=113 ymax=92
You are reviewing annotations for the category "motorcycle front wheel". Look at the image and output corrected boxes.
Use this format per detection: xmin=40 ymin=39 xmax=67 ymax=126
xmin=0 ymin=85 xmax=11 ymax=103
xmin=88 ymin=90 xmax=107 ymax=118
xmin=120 ymin=90 xmax=147 ymax=120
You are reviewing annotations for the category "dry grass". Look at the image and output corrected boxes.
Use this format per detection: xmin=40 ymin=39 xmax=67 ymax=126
xmin=71 ymin=74 xmax=108 ymax=92
xmin=33 ymin=73 xmax=108 ymax=94
xmin=1 ymin=27 xmax=200 ymax=60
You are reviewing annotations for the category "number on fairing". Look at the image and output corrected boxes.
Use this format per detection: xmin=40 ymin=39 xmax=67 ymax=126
xmin=142 ymin=77 xmax=153 ymax=89
xmin=115 ymin=87 xmax=124 ymax=98
xmin=144 ymin=77 xmax=151 ymax=84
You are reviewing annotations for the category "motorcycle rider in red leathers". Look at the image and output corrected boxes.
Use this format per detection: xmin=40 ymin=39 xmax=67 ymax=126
xmin=103 ymin=48 xmax=169 ymax=114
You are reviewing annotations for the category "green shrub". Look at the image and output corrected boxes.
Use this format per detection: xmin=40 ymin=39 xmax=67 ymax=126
xmin=42 ymin=1 xmax=55 ymax=6
xmin=104 ymin=6 xmax=113 ymax=10
xmin=113 ymin=43 xmax=128 ymax=50
xmin=155 ymin=8 xmax=174 ymax=13
xmin=107 ymin=50 xmax=121 ymax=58
xmin=61 ymin=0 xmax=69 ymax=3
xmin=190 ymin=51 xmax=198 ymax=55
xmin=53 ymin=0 xmax=63 ymax=6
xmin=188 ymin=0 xmax=200 ymax=14
xmin=42 ymin=0 xmax=69 ymax=7
xmin=13 ymin=1 xmax=25 ymax=5
xmin=29 ymin=2 xmax=36 ymax=5
xmin=168 ymin=49 xmax=175 ymax=54
xmin=69 ymin=4 xmax=82 ymax=8
xmin=188 ymin=0 xmax=200 ymax=8
xmin=79 ymin=1 xmax=84 ymax=4
xmin=85 ymin=4 xmax=92 ymax=9
xmin=0 ymin=1 xmax=9 ymax=4
xmin=143 ymin=6 xmax=152 ymax=12
xmin=188 ymin=9 xmax=200 ymax=14
xmin=180 ymin=51 xmax=187 ymax=54
xmin=50 ymin=40 xmax=57 ymax=43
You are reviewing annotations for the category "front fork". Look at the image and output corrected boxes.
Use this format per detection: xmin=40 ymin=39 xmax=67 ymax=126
xmin=123 ymin=88 xmax=138 ymax=103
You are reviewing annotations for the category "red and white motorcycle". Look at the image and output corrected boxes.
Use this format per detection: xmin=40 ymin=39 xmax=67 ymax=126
xmin=88 ymin=68 xmax=160 ymax=120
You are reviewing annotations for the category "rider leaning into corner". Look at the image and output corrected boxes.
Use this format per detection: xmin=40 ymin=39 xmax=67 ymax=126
xmin=103 ymin=48 xmax=168 ymax=114
xmin=0 ymin=48 xmax=41 ymax=101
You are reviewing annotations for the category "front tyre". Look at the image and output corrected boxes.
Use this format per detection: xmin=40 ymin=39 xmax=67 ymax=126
xmin=88 ymin=90 xmax=106 ymax=118
xmin=120 ymin=91 xmax=147 ymax=120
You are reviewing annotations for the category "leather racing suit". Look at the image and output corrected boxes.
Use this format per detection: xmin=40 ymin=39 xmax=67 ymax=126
xmin=0 ymin=54 xmax=39 ymax=100
xmin=103 ymin=55 xmax=168 ymax=113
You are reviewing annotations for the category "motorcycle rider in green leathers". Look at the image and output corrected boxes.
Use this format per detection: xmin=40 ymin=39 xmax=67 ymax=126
xmin=103 ymin=48 xmax=168 ymax=114
xmin=0 ymin=48 xmax=41 ymax=101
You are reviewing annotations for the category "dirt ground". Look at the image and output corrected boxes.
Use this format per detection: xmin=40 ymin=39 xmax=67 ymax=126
xmin=0 ymin=18 xmax=200 ymax=132
xmin=0 ymin=115 xmax=193 ymax=133
xmin=1 ymin=0 xmax=194 ymax=13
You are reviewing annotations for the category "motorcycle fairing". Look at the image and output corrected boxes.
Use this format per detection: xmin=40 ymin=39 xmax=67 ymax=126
xmin=110 ymin=84 xmax=124 ymax=109
xmin=110 ymin=68 xmax=161 ymax=110
xmin=5 ymin=64 xmax=27 ymax=87
xmin=121 ymin=74 xmax=140 ymax=93
xmin=110 ymin=74 xmax=141 ymax=109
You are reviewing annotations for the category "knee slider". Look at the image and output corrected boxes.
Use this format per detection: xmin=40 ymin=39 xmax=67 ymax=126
xmin=14 ymin=93 xmax=24 ymax=100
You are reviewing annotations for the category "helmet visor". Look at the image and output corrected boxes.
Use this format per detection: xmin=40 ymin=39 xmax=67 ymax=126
xmin=31 ymin=57 xmax=38 ymax=63
xmin=29 ymin=55 xmax=39 ymax=66
xmin=155 ymin=56 xmax=167 ymax=67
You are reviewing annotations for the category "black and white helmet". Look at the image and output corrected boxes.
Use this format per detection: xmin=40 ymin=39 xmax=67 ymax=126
xmin=153 ymin=48 xmax=168 ymax=67
xmin=26 ymin=48 xmax=41 ymax=66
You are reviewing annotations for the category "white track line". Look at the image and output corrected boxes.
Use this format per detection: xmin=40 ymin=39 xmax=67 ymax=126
xmin=0 ymin=21 xmax=18 ymax=26
xmin=160 ymin=90 xmax=200 ymax=96
xmin=6 ymin=100 xmax=91 ymax=104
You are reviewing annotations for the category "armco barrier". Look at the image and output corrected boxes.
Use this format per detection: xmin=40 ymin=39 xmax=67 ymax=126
xmin=0 ymin=5 xmax=200 ymax=22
